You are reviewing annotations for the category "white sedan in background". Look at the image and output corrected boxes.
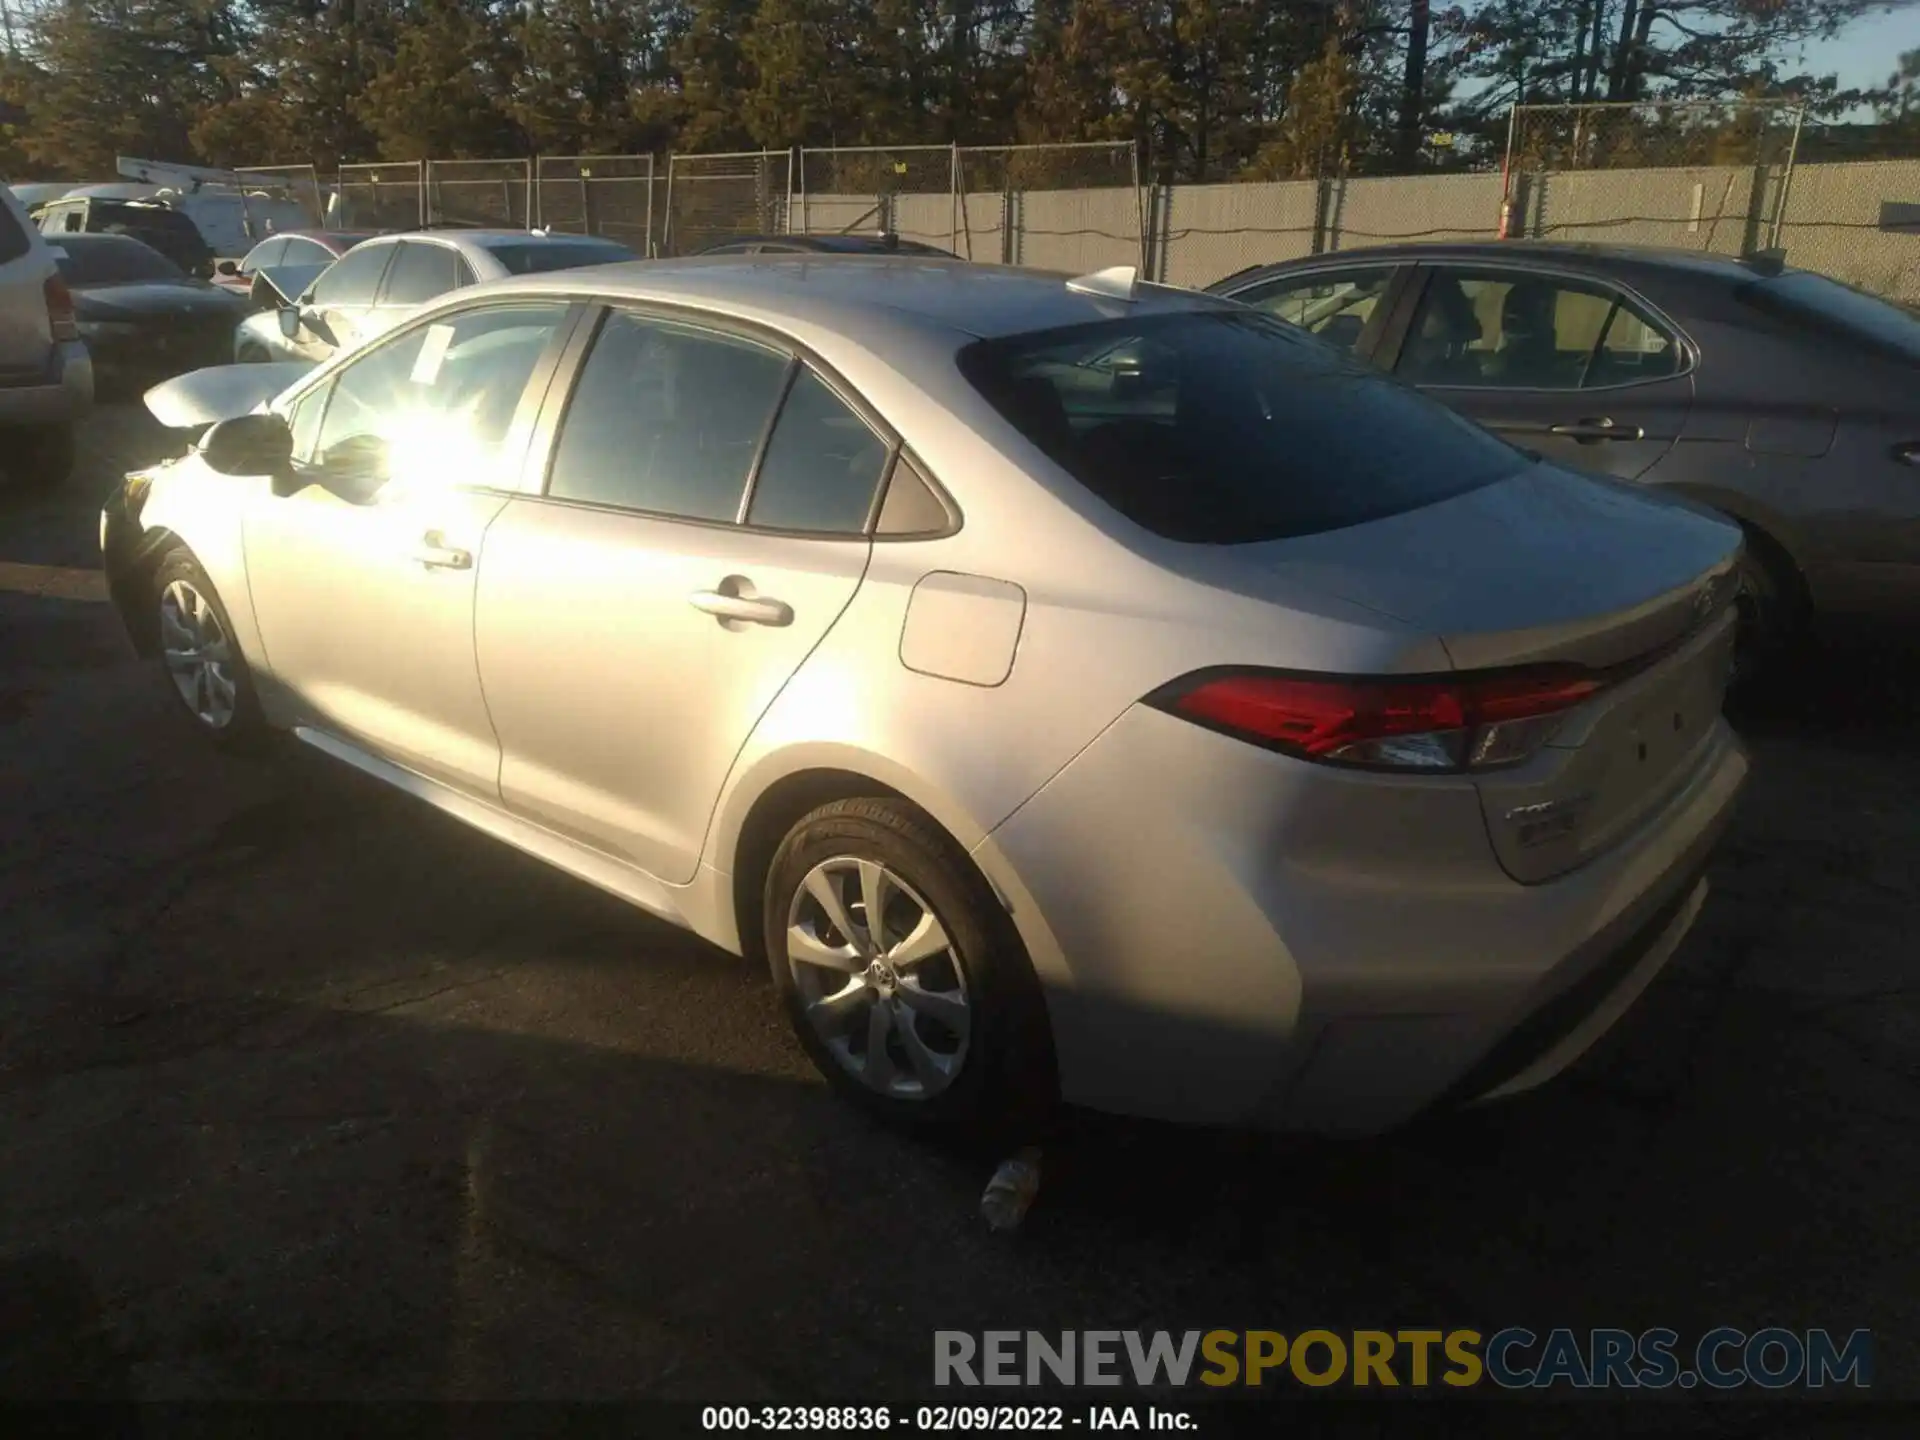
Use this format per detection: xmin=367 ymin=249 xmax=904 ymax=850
xmin=234 ymin=229 xmax=635 ymax=365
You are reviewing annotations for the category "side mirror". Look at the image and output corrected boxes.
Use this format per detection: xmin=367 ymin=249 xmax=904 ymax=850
xmin=216 ymin=259 xmax=240 ymax=277
xmin=198 ymin=412 xmax=293 ymax=478
xmin=277 ymin=306 xmax=302 ymax=340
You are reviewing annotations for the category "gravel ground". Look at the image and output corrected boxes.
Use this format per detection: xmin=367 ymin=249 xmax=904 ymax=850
xmin=2 ymin=405 xmax=1916 ymax=1422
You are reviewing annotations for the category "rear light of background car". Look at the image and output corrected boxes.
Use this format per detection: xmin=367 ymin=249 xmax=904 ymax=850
xmin=44 ymin=274 xmax=79 ymax=343
xmin=1150 ymin=667 xmax=1607 ymax=772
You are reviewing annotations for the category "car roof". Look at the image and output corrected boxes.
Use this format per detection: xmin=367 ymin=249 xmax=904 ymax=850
xmin=491 ymin=254 xmax=1231 ymax=342
xmin=712 ymin=234 xmax=952 ymax=255
xmin=1219 ymin=239 xmax=1776 ymax=288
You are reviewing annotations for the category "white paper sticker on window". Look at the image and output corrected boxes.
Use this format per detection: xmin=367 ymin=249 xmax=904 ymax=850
xmin=410 ymin=324 xmax=455 ymax=386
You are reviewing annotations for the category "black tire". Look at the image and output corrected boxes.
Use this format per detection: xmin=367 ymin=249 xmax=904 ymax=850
xmin=3 ymin=423 xmax=76 ymax=488
xmin=1730 ymin=528 xmax=1807 ymax=691
xmin=150 ymin=547 xmax=272 ymax=754
xmin=765 ymin=797 xmax=1056 ymax=1140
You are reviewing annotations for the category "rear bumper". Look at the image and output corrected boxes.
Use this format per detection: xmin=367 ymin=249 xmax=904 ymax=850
xmin=977 ymin=702 xmax=1747 ymax=1133
xmin=0 ymin=342 xmax=94 ymax=427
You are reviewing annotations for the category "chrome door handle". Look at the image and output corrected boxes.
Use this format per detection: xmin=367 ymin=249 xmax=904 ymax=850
xmin=690 ymin=588 xmax=793 ymax=627
xmin=1549 ymin=416 xmax=1644 ymax=443
xmin=413 ymin=532 xmax=472 ymax=570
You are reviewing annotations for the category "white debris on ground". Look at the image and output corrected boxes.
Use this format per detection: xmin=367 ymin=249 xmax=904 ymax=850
xmin=980 ymin=1147 xmax=1044 ymax=1232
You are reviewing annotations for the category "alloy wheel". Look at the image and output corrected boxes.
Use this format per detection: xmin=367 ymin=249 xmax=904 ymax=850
xmin=785 ymin=856 xmax=971 ymax=1100
xmin=158 ymin=579 xmax=238 ymax=730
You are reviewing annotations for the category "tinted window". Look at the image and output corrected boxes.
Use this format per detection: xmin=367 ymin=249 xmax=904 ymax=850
xmin=310 ymin=244 xmax=393 ymax=306
xmin=746 ymin=369 xmax=890 ymax=532
xmin=959 ymin=310 xmax=1524 ymax=544
xmin=282 ymin=238 xmax=334 ymax=266
xmin=242 ymin=237 xmax=288 ymax=273
xmin=483 ymin=239 xmax=634 ymax=275
xmin=1743 ymin=270 xmax=1920 ymax=364
xmin=310 ymin=303 xmax=569 ymax=494
xmin=1236 ymin=268 xmax=1395 ymax=354
xmin=876 ymin=454 xmax=952 ymax=536
xmin=53 ymin=235 xmax=186 ymax=284
xmin=547 ymin=311 xmax=789 ymax=519
xmin=1396 ymin=270 xmax=1675 ymax=389
xmin=380 ymin=242 xmax=462 ymax=305
xmin=0 ymin=194 xmax=26 ymax=264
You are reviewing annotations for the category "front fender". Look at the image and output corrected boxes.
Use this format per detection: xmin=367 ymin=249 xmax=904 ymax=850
xmin=105 ymin=456 xmax=269 ymax=675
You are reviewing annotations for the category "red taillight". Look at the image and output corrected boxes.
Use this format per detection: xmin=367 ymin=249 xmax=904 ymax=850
xmin=1154 ymin=666 xmax=1607 ymax=772
xmin=44 ymin=274 xmax=79 ymax=343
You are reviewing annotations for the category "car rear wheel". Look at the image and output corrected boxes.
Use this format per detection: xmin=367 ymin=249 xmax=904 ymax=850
xmin=152 ymin=549 xmax=269 ymax=753
xmin=2 ymin=423 xmax=75 ymax=489
xmin=765 ymin=798 xmax=1055 ymax=1139
xmin=1730 ymin=529 xmax=1806 ymax=689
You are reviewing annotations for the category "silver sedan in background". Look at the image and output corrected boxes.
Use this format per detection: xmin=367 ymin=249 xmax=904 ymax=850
xmin=105 ymin=257 xmax=1747 ymax=1138
xmin=233 ymin=228 xmax=635 ymax=365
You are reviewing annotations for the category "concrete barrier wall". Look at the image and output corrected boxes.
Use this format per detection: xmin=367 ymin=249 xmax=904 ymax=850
xmin=663 ymin=158 xmax=1920 ymax=300
xmin=1774 ymin=159 xmax=1920 ymax=303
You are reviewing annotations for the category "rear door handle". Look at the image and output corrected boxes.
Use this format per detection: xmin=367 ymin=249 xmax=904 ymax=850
xmin=1549 ymin=416 xmax=1644 ymax=443
xmin=412 ymin=531 xmax=472 ymax=570
xmin=690 ymin=588 xmax=793 ymax=627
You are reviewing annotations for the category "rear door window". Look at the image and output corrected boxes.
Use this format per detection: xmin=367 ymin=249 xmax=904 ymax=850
xmin=380 ymin=242 xmax=462 ymax=306
xmin=1396 ymin=269 xmax=1678 ymax=388
xmin=310 ymin=244 xmax=394 ymax=306
xmin=745 ymin=369 xmax=892 ymax=533
xmin=545 ymin=310 xmax=791 ymax=521
xmin=959 ymin=309 xmax=1524 ymax=544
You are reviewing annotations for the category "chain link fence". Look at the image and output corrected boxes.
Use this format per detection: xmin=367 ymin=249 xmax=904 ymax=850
xmin=954 ymin=142 xmax=1142 ymax=271
xmin=234 ymin=164 xmax=326 ymax=228
xmin=534 ymin=155 xmax=658 ymax=253
xmin=1770 ymin=120 xmax=1920 ymax=306
xmin=1503 ymin=100 xmax=1804 ymax=256
xmin=662 ymin=151 xmax=793 ymax=256
xmin=797 ymin=146 xmax=957 ymax=250
xmin=427 ymin=159 xmax=533 ymax=230
xmin=335 ymin=162 xmax=425 ymax=230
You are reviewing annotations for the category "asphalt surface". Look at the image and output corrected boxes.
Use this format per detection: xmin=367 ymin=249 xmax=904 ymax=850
xmin=2 ymin=405 xmax=1917 ymax=1415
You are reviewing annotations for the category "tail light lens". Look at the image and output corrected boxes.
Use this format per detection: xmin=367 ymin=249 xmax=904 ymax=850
xmin=44 ymin=274 xmax=79 ymax=343
xmin=1150 ymin=666 xmax=1608 ymax=773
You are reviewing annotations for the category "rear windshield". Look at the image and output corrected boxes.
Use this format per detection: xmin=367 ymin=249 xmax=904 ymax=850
xmin=483 ymin=240 xmax=634 ymax=275
xmin=958 ymin=310 xmax=1526 ymax=543
xmin=1741 ymin=271 xmax=1920 ymax=364
xmin=54 ymin=235 xmax=186 ymax=284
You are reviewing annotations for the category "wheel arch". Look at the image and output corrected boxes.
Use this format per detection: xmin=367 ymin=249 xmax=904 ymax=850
xmin=712 ymin=747 xmax=1008 ymax=966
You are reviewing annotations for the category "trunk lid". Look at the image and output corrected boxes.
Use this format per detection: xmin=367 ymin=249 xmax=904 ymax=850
xmin=1218 ymin=462 xmax=1744 ymax=882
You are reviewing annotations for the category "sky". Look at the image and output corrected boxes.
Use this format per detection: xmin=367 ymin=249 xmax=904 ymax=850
xmin=1800 ymin=6 xmax=1918 ymax=96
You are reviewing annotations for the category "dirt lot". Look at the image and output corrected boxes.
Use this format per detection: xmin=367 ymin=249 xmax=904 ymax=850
xmin=2 ymin=404 xmax=1917 ymax=1414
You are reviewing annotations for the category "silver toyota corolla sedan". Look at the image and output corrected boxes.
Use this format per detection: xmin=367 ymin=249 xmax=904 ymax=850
xmin=102 ymin=257 xmax=1749 ymax=1137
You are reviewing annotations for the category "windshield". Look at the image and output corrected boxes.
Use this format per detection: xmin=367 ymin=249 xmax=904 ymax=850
xmin=1742 ymin=271 xmax=1920 ymax=365
xmin=958 ymin=309 xmax=1526 ymax=544
xmin=484 ymin=240 xmax=635 ymax=275
xmin=53 ymin=235 xmax=188 ymax=284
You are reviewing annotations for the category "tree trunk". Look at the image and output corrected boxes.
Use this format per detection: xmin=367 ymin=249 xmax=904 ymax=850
xmin=1605 ymin=0 xmax=1640 ymax=101
xmin=1395 ymin=0 xmax=1429 ymax=168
